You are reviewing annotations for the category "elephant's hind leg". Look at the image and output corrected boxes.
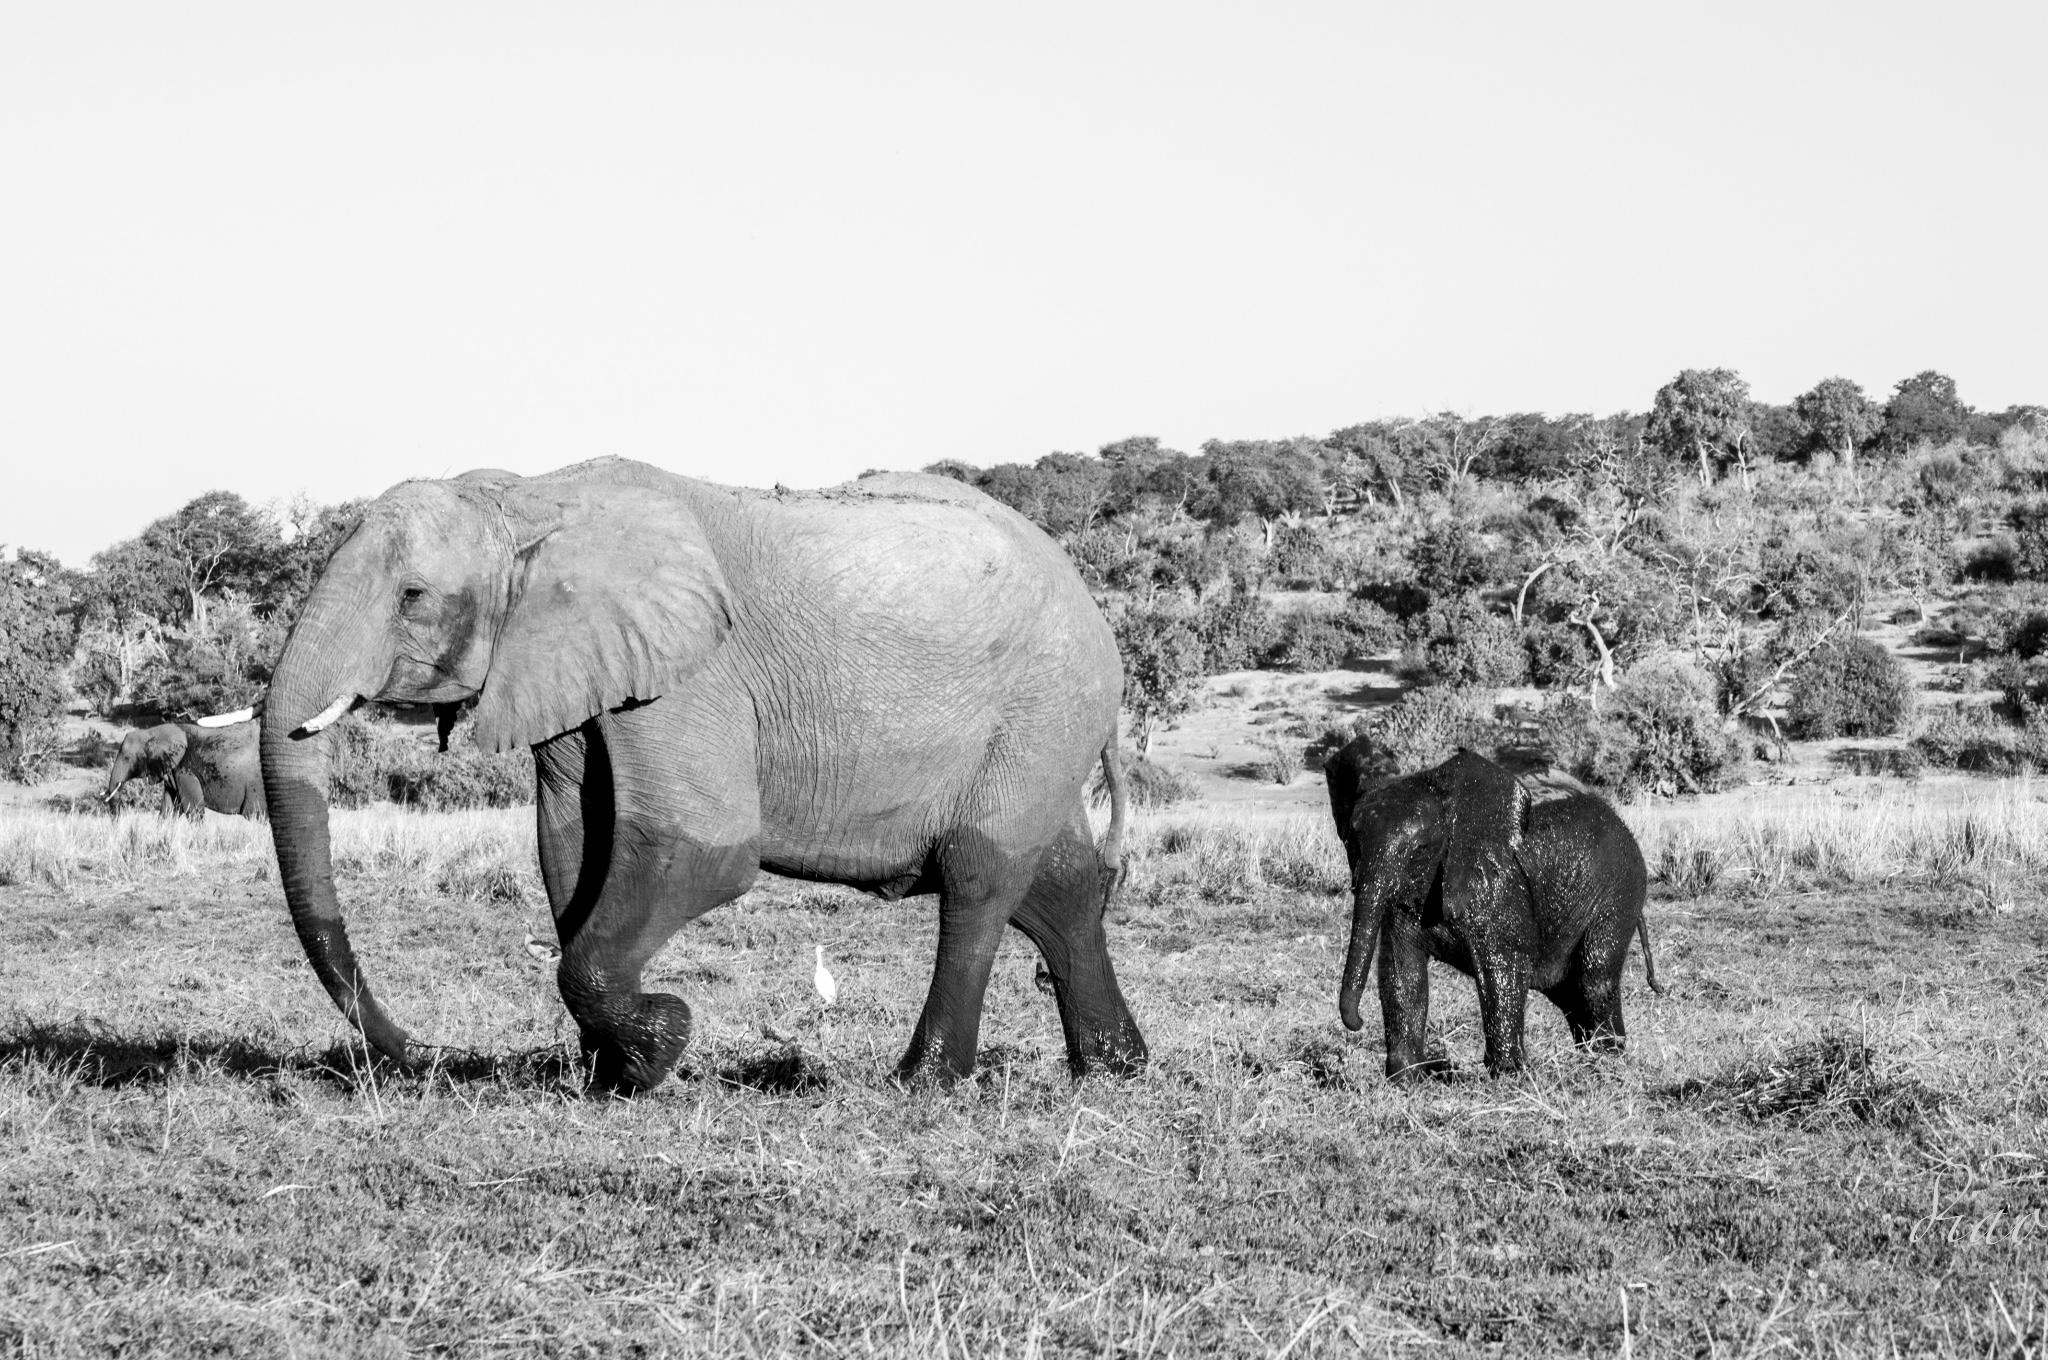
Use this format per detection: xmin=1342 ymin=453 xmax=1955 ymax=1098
xmin=1008 ymin=810 xmax=1147 ymax=1078
xmin=1543 ymin=958 xmax=1626 ymax=1053
xmin=536 ymin=719 xmax=760 ymax=1095
xmin=896 ymin=829 xmax=1043 ymax=1087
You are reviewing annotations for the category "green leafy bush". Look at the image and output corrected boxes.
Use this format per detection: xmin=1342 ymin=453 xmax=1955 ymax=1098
xmin=1552 ymin=657 xmax=1742 ymax=798
xmin=328 ymin=714 xmax=535 ymax=810
xmin=0 ymin=550 xmax=73 ymax=782
xmin=1910 ymin=704 xmax=2048 ymax=775
xmin=1091 ymin=751 xmax=1198 ymax=809
xmin=1523 ymin=621 xmax=1593 ymax=689
xmin=1399 ymin=596 xmax=1527 ymax=689
xmin=1788 ymin=637 xmax=1915 ymax=738
xmin=1330 ymin=688 xmax=1502 ymax=776
xmin=1268 ymin=610 xmax=1353 ymax=672
xmin=1194 ymin=586 xmax=1280 ymax=673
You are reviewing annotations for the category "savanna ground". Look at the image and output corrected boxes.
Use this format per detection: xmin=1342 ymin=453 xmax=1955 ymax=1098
xmin=4 ymin=760 xmax=2048 ymax=1358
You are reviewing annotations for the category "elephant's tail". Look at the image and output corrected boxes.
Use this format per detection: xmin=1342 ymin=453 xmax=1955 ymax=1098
xmin=1637 ymin=915 xmax=1666 ymax=994
xmin=1098 ymin=737 xmax=1129 ymax=912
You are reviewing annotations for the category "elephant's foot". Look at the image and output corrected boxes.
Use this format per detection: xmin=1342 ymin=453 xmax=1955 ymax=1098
xmin=1386 ymin=1055 xmax=1456 ymax=1084
xmin=1068 ymin=1013 xmax=1149 ymax=1078
xmin=578 ymin=992 xmax=693 ymax=1095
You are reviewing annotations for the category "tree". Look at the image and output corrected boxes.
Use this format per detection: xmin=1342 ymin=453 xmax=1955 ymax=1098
xmin=1645 ymin=368 xmax=1753 ymax=487
xmin=0 ymin=548 xmax=75 ymax=780
xmin=1111 ymin=604 xmax=1204 ymax=755
xmin=1195 ymin=440 xmax=1324 ymax=544
xmin=1325 ymin=423 xmax=1417 ymax=511
xmin=1792 ymin=377 xmax=1882 ymax=472
xmin=1881 ymin=370 xmax=1970 ymax=451
xmin=84 ymin=490 xmax=284 ymax=630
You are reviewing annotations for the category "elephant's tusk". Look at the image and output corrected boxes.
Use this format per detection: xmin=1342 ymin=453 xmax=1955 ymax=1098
xmin=197 ymin=705 xmax=259 ymax=727
xmin=295 ymin=694 xmax=357 ymax=736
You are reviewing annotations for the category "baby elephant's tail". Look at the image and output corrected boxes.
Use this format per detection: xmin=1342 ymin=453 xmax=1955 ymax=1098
xmin=1637 ymin=915 xmax=1667 ymax=995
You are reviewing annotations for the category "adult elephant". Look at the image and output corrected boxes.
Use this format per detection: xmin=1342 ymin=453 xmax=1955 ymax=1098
xmin=1326 ymin=744 xmax=1660 ymax=1080
xmin=262 ymin=458 xmax=1146 ymax=1093
xmin=104 ymin=720 xmax=265 ymax=819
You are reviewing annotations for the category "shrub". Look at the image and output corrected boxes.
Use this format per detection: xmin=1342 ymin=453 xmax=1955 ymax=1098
xmin=1194 ymin=586 xmax=1280 ymax=673
xmin=1092 ymin=751 xmax=1198 ymax=809
xmin=1337 ymin=598 xmax=1403 ymax=654
xmin=1408 ymin=521 xmax=1495 ymax=599
xmin=1962 ymin=537 xmax=2018 ymax=583
xmin=0 ymin=550 xmax=74 ymax=782
xmin=1987 ymin=654 xmax=2048 ymax=718
xmin=1267 ymin=612 xmax=1351 ymax=672
xmin=1910 ymin=704 xmax=2048 ymax=774
xmin=1356 ymin=688 xmax=1501 ymax=775
xmin=328 ymin=714 xmax=535 ymax=809
xmin=1254 ymin=737 xmax=1303 ymax=785
xmin=1399 ymin=596 xmax=1527 ymax=689
xmin=1558 ymin=656 xmax=1742 ymax=798
xmin=2010 ymin=501 xmax=2048 ymax=581
xmin=1787 ymin=637 xmax=1915 ymax=738
xmin=1269 ymin=520 xmax=1329 ymax=587
xmin=1523 ymin=621 xmax=1593 ymax=689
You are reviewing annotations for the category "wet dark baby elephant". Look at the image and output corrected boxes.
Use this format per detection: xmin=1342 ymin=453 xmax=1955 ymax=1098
xmin=105 ymin=721 xmax=265 ymax=819
xmin=260 ymin=458 xmax=1146 ymax=1093
xmin=1325 ymin=743 xmax=1662 ymax=1081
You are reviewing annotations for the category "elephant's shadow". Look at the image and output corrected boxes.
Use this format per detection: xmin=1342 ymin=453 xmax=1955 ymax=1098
xmin=2 ymin=1020 xmax=856 ymax=1100
xmin=0 ymin=1021 xmax=590 ymax=1097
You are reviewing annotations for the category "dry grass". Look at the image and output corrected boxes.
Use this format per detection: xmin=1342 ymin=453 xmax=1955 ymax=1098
xmin=3 ymin=792 xmax=2047 ymax=1356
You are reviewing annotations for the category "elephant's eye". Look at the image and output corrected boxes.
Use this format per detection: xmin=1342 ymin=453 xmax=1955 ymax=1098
xmin=399 ymin=586 xmax=428 ymax=613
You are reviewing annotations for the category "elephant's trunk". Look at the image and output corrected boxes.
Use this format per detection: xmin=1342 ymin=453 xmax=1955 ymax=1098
xmin=261 ymin=583 xmax=411 ymax=1063
xmin=104 ymin=751 xmax=132 ymax=800
xmin=1338 ymin=879 xmax=1385 ymax=1033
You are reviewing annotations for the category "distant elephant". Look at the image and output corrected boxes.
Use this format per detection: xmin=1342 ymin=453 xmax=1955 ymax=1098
xmin=1325 ymin=743 xmax=1661 ymax=1080
xmin=260 ymin=458 xmax=1145 ymax=1093
xmin=104 ymin=721 xmax=265 ymax=819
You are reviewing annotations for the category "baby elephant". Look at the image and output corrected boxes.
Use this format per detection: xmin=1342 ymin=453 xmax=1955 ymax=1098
xmin=104 ymin=720 xmax=265 ymax=819
xmin=1325 ymin=742 xmax=1661 ymax=1081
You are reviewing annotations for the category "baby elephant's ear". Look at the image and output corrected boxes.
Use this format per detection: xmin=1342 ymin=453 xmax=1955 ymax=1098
xmin=470 ymin=485 xmax=735 ymax=753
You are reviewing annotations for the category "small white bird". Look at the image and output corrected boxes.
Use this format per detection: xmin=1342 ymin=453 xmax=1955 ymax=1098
xmin=524 ymin=929 xmax=559 ymax=964
xmin=812 ymin=945 xmax=838 ymax=1005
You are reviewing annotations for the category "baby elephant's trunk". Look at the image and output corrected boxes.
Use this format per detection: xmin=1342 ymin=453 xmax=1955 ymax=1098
xmin=1337 ymin=883 xmax=1383 ymax=1032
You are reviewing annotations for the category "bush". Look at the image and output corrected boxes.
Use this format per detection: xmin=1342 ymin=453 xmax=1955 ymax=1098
xmin=1408 ymin=521 xmax=1495 ymax=599
xmin=1399 ymin=596 xmax=1527 ymax=689
xmin=1092 ymin=751 xmax=1198 ymax=809
xmin=1194 ymin=586 xmax=1280 ymax=673
xmin=1269 ymin=520 xmax=1329 ymax=587
xmin=328 ymin=714 xmax=535 ymax=809
xmin=1911 ymin=705 xmax=2048 ymax=774
xmin=1523 ymin=621 xmax=1593 ymax=689
xmin=1337 ymin=598 xmax=1403 ymax=654
xmin=0 ymin=550 xmax=74 ymax=782
xmin=1556 ymin=657 xmax=1742 ymax=798
xmin=1354 ymin=688 xmax=1502 ymax=776
xmin=1254 ymin=737 xmax=1304 ymax=784
xmin=1987 ymin=654 xmax=2048 ymax=718
xmin=1787 ymin=637 xmax=1915 ymax=738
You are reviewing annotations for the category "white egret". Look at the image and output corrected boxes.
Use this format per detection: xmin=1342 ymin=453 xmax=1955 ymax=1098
xmin=813 ymin=945 xmax=838 ymax=1005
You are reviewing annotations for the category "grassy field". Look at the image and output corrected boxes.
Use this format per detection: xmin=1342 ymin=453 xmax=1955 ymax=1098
xmin=3 ymin=798 xmax=2047 ymax=1357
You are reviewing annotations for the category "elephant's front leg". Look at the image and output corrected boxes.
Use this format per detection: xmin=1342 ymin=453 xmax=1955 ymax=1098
xmin=1378 ymin=911 xmax=1440 ymax=1082
xmin=536 ymin=717 xmax=760 ymax=1095
xmin=1468 ymin=933 xmax=1532 ymax=1076
xmin=1009 ymin=812 xmax=1147 ymax=1078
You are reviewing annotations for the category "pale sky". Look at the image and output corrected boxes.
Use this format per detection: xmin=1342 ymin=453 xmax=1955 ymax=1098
xmin=4 ymin=3 xmax=2043 ymax=568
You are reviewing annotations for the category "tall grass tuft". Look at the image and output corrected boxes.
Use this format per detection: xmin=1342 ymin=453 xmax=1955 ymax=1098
xmin=1622 ymin=782 xmax=2048 ymax=895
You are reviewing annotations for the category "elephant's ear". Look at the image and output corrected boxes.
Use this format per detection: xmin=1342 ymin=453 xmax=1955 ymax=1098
xmin=149 ymin=728 xmax=188 ymax=764
xmin=470 ymin=486 xmax=735 ymax=754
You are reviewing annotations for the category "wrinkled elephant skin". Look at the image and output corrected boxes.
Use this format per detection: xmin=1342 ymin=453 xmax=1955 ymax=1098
xmin=1327 ymin=744 xmax=1658 ymax=1081
xmin=260 ymin=459 xmax=1145 ymax=1093
xmin=106 ymin=721 xmax=265 ymax=820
